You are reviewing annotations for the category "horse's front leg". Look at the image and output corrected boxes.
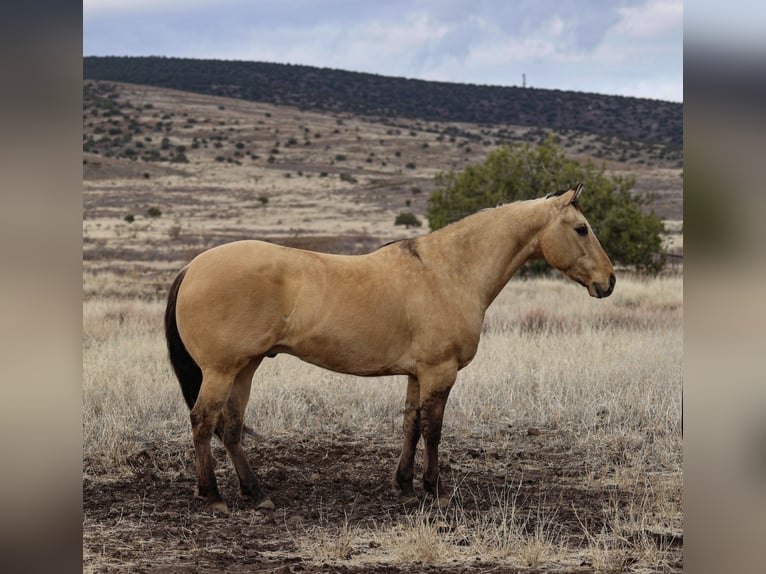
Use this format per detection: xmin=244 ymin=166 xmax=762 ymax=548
xmin=418 ymin=363 xmax=457 ymax=500
xmin=394 ymin=375 xmax=421 ymax=499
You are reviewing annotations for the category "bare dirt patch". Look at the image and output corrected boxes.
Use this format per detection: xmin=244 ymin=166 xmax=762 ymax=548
xmin=84 ymin=428 xmax=681 ymax=573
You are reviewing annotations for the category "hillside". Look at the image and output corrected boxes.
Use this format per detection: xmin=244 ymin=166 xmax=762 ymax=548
xmin=84 ymin=56 xmax=682 ymax=147
xmin=82 ymin=79 xmax=681 ymax=298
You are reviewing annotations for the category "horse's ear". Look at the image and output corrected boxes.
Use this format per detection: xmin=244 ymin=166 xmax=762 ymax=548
xmin=546 ymin=184 xmax=583 ymax=208
xmin=571 ymin=183 xmax=584 ymax=204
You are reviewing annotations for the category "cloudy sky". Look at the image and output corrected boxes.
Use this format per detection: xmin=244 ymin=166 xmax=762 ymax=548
xmin=83 ymin=0 xmax=683 ymax=102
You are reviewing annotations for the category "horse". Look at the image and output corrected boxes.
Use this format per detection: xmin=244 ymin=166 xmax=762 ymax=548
xmin=164 ymin=183 xmax=615 ymax=512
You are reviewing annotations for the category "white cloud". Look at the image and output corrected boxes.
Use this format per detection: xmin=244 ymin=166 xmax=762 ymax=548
xmin=546 ymin=15 xmax=565 ymax=37
xmin=223 ymin=13 xmax=452 ymax=78
xmin=614 ymin=0 xmax=682 ymax=39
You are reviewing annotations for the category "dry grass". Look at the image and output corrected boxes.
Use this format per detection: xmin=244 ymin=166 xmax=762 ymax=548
xmin=83 ymin=275 xmax=681 ymax=460
xmin=83 ymin=274 xmax=682 ymax=571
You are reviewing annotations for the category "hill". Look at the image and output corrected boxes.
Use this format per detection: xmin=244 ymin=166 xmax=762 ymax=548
xmin=84 ymin=56 xmax=682 ymax=147
xmin=83 ymin=79 xmax=681 ymax=298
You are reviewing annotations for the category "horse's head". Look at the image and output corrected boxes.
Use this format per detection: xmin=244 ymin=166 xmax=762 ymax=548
xmin=539 ymin=184 xmax=616 ymax=298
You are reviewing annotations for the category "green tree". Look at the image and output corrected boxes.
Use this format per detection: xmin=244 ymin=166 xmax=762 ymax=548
xmin=427 ymin=137 xmax=665 ymax=273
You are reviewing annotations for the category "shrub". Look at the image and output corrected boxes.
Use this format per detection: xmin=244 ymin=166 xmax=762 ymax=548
xmin=395 ymin=212 xmax=422 ymax=228
xmin=427 ymin=137 xmax=666 ymax=273
xmin=124 ymin=214 xmax=134 ymax=223
xmin=146 ymin=207 xmax=161 ymax=218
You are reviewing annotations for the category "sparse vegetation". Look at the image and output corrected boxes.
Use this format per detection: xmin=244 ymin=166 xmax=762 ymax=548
xmin=394 ymin=212 xmax=422 ymax=228
xmin=83 ymin=56 xmax=682 ymax=147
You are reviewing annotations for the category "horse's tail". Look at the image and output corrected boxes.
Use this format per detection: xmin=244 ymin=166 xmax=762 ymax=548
xmin=164 ymin=267 xmax=202 ymax=411
xmin=164 ymin=267 xmax=257 ymax=441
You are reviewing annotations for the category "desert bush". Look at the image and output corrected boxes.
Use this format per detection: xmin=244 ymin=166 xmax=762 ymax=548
xmin=395 ymin=212 xmax=422 ymax=228
xmin=427 ymin=137 xmax=666 ymax=273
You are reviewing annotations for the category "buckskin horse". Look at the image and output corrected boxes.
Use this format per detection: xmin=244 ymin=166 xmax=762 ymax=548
xmin=165 ymin=183 xmax=615 ymax=512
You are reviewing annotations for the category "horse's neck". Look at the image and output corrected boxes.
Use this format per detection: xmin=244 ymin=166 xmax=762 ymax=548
xmin=425 ymin=201 xmax=548 ymax=309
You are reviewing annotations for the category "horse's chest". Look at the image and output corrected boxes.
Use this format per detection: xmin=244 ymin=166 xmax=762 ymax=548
xmin=414 ymin=313 xmax=482 ymax=368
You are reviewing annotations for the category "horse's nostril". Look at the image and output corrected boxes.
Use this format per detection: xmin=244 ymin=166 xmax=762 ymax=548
xmin=609 ymin=274 xmax=616 ymax=289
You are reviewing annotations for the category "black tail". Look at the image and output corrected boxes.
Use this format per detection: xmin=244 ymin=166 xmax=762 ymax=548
xmin=164 ymin=267 xmax=203 ymax=411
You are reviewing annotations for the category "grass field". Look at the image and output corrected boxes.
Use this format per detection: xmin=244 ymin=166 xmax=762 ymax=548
xmin=83 ymin=273 xmax=682 ymax=572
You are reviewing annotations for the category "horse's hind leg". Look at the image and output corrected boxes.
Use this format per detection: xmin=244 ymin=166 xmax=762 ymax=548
xmin=191 ymin=367 xmax=238 ymax=511
xmin=221 ymin=358 xmax=267 ymax=505
xmin=394 ymin=375 xmax=421 ymax=499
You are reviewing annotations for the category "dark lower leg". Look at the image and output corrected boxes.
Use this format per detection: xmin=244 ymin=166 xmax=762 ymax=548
xmin=420 ymin=390 xmax=449 ymax=497
xmin=191 ymin=408 xmax=224 ymax=503
xmin=394 ymin=376 xmax=420 ymax=496
xmin=222 ymin=412 xmax=265 ymax=502
xmin=223 ymin=359 xmax=265 ymax=503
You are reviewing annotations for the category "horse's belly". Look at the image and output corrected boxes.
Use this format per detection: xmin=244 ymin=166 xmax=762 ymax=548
xmin=284 ymin=332 xmax=411 ymax=377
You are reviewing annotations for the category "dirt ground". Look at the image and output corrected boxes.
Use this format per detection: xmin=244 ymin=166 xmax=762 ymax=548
xmin=83 ymin=427 xmax=682 ymax=573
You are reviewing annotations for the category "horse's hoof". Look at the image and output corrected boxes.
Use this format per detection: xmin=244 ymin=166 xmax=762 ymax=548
xmin=436 ymin=495 xmax=451 ymax=509
xmin=208 ymin=501 xmax=229 ymax=514
xmin=256 ymin=498 xmax=275 ymax=511
xmin=399 ymin=494 xmax=419 ymax=506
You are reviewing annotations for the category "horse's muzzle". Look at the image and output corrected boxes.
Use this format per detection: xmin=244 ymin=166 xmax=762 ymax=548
xmin=592 ymin=274 xmax=616 ymax=298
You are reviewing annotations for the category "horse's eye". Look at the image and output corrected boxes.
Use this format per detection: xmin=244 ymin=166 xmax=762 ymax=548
xmin=576 ymin=225 xmax=588 ymax=236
